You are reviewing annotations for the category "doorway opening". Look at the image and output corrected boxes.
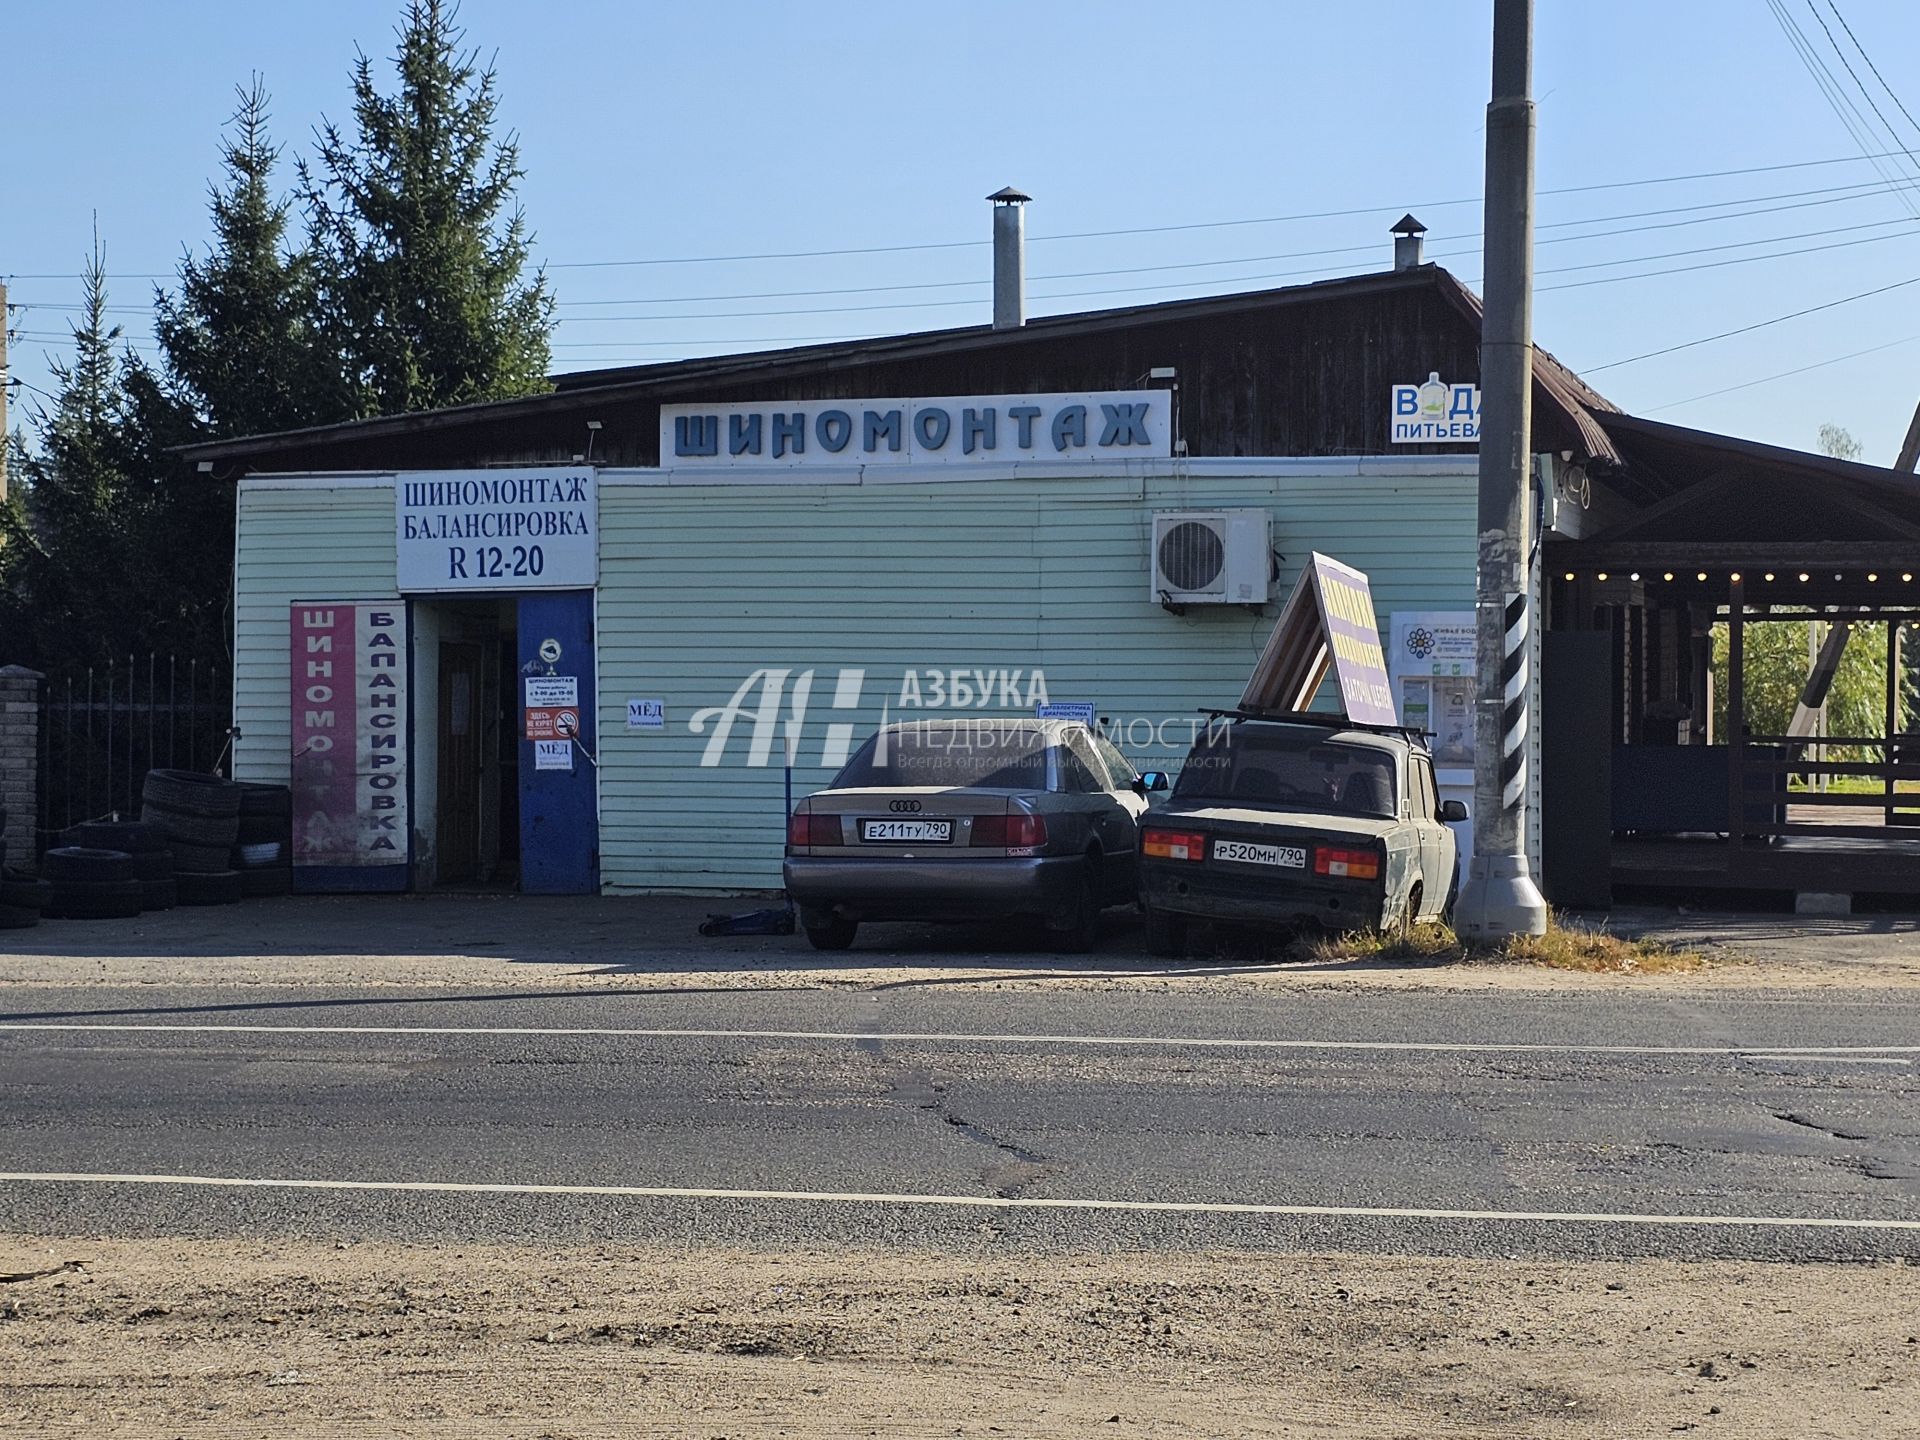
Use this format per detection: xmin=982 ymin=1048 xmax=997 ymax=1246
xmin=414 ymin=598 xmax=519 ymax=890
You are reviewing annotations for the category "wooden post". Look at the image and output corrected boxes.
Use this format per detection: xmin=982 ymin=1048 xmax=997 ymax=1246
xmin=1888 ymin=618 xmax=1902 ymax=827
xmin=1727 ymin=577 xmax=1746 ymax=868
xmin=1895 ymin=397 xmax=1920 ymax=475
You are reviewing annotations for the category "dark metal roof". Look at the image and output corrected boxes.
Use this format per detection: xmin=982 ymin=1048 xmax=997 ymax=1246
xmin=176 ymin=264 xmax=1622 ymax=466
xmin=1572 ymin=410 xmax=1920 ymax=550
xmin=1598 ymin=411 xmax=1920 ymax=504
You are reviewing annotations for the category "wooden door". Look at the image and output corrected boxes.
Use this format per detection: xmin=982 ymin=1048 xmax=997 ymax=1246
xmin=436 ymin=642 xmax=483 ymax=882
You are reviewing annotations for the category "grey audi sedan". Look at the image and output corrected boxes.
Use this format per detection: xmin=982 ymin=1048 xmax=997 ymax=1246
xmin=783 ymin=717 xmax=1165 ymax=952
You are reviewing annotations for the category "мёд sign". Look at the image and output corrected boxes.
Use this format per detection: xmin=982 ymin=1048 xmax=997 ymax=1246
xmin=396 ymin=468 xmax=597 ymax=593
xmin=289 ymin=602 xmax=409 ymax=886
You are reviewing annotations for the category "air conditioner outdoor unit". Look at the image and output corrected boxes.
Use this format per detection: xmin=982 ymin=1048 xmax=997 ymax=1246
xmin=1150 ymin=509 xmax=1272 ymax=605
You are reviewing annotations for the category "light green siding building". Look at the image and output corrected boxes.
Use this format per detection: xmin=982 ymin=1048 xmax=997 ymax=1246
xmin=232 ymin=457 xmax=1478 ymax=893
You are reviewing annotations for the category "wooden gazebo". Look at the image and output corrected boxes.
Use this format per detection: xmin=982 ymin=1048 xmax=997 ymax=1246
xmin=1544 ymin=414 xmax=1919 ymax=904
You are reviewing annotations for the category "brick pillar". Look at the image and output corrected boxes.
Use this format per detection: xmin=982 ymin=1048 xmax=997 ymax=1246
xmin=0 ymin=666 xmax=44 ymax=874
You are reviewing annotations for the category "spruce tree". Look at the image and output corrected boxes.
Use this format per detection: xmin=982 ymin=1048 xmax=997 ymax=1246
xmin=155 ymin=77 xmax=346 ymax=438
xmin=300 ymin=0 xmax=554 ymax=417
xmin=0 ymin=230 xmax=214 ymax=669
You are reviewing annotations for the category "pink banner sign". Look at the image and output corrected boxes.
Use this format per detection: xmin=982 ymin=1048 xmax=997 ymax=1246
xmin=290 ymin=602 xmax=409 ymax=874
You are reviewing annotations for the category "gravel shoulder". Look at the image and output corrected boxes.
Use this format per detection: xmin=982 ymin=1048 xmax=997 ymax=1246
xmin=3 ymin=894 xmax=1918 ymax=993
xmin=2 ymin=1235 xmax=1915 ymax=1438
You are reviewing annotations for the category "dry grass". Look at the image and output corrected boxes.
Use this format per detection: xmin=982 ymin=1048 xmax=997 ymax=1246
xmin=1286 ymin=914 xmax=1707 ymax=974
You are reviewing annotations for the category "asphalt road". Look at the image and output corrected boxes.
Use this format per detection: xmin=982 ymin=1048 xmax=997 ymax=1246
xmin=2 ymin=983 xmax=1917 ymax=1262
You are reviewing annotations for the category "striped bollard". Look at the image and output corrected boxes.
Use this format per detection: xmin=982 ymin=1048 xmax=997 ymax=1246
xmin=1499 ymin=593 xmax=1529 ymax=813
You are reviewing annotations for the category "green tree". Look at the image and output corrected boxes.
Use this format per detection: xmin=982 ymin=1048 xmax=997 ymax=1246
xmin=1714 ymin=620 xmax=1890 ymax=756
xmin=154 ymin=77 xmax=348 ymax=438
xmin=0 ymin=231 xmax=218 ymax=670
xmin=1817 ymin=423 xmax=1863 ymax=461
xmin=299 ymin=0 xmax=554 ymax=417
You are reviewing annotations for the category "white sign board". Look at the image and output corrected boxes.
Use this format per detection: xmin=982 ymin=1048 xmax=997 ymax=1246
xmin=661 ymin=391 xmax=1171 ymax=467
xmin=533 ymin=739 xmax=573 ymax=772
xmin=1389 ymin=373 xmax=1480 ymax=445
xmin=627 ymin=698 xmax=665 ymax=730
xmin=396 ymin=468 xmax=597 ymax=593
xmin=525 ymin=676 xmax=578 ymax=708
xmin=1389 ymin=610 xmax=1476 ymax=771
xmin=1035 ymin=701 xmax=1097 ymax=726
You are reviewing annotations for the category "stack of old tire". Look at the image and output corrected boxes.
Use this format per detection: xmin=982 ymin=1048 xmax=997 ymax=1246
xmin=141 ymin=768 xmax=243 ymax=907
xmin=60 ymin=821 xmax=176 ymax=912
xmin=232 ymin=783 xmax=292 ymax=898
xmin=39 ymin=845 xmax=147 ymax=919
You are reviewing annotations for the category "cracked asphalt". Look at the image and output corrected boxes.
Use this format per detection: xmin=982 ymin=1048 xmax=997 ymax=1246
xmin=2 ymin=981 xmax=1917 ymax=1262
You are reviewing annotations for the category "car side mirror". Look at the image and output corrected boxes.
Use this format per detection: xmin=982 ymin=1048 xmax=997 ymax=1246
xmin=1134 ymin=771 xmax=1170 ymax=794
xmin=1439 ymin=799 xmax=1469 ymax=822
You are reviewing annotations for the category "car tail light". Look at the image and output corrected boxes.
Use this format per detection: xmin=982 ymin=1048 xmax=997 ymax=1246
xmin=972 ymin=813 xmax=1048 ymax=847
xmin=787 ymin=813 xmax=843 ymax=848
xmin=1143 ymin=829 xmax=1207 ymax=862
xmin=1314 ymin=844 xmax=1381 ymax=880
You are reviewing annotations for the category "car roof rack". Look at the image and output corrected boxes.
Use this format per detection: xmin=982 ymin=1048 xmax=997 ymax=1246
xmin=1198 ymin=706 xmax=1434 ymax=742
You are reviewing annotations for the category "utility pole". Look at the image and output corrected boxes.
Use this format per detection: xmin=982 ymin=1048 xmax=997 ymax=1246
xmin=1457 ymin=0 xmax=1549 ymax=939
xmin=0 ymin=279 xmax=9 ymax=504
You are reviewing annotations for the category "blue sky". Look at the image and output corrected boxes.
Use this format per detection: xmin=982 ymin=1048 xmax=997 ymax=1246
xmin=8 ymin=1 xmax=1920 ymax=460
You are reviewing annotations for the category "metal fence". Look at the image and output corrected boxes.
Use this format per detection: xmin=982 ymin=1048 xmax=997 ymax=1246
xmin=36 ymin=654 xmax=232 ymax=842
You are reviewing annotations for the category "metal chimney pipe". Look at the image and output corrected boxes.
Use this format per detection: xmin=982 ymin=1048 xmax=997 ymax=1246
xmin=1391 ymin=213 xmax=1428 ymax=270
xmin=987 ymin=186 xmax=1031 ymax=328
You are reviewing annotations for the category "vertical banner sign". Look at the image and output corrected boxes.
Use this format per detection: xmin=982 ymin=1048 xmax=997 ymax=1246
xmin=290 ymin=602 xmax=409 ymax=888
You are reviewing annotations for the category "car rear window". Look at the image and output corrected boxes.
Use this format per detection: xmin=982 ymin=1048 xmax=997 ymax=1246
xmin=1173 ymin=727 xmax=1396 ymax=818
xmin=832 ymin=723 xmax=1051 ymax=790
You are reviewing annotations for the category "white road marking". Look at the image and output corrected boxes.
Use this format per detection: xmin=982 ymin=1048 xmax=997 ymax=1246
xmin=1742 ymin=1054 xmax=1913 ymax=1065
xmin=1 ymin=1170 xmax=1916 ymax=1231
xmin=0 ymin=1020 xmax=1913 ymax=1061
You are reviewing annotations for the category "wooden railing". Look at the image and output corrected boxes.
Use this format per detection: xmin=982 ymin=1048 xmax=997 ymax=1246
xmin=1734 ymin=737 xmax=1920 ymax=841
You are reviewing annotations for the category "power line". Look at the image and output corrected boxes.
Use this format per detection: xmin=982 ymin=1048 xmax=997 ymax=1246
xmin=537 ymin=178 xmax=1899 ymax=308
xmin=1826 ymin=2 xmax=1920 ymax=144
xmin=1766 ymin=0 xmax=1920 ymax=218
xmin=1646 ymin=332 xmax=1920 ymax=411
xmin=14 ymin=148 xmax=1920 ymax=285
xmin=30 ymin=176 xmax=1920 ymax=332
xmin=17 ymin=175 xmax=1899 ymax=319
xmin=542 ymin=224 xmax=1920 ymax=360
xmin=1804 ymin=0 xmax=1920 ymax=182
xmin=544 ymin=224 xmax=1920 ymax=355
xmin=1582 ymin=274 xmax=1920 ymax=372
xmin=7 ymin=375 xmax=61 ymax=402
xmin=1534 ymin=224 xmax=1920 ymax=291
xmin=544 ymin=214 xmax=1920 ymax=327
xmin=438 ymin=150 xmax=1920 ymax=269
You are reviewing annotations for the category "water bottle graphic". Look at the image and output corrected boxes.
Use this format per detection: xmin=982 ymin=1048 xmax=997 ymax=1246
xmin=1416 ymin=372 xmax=1448 ymax=420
